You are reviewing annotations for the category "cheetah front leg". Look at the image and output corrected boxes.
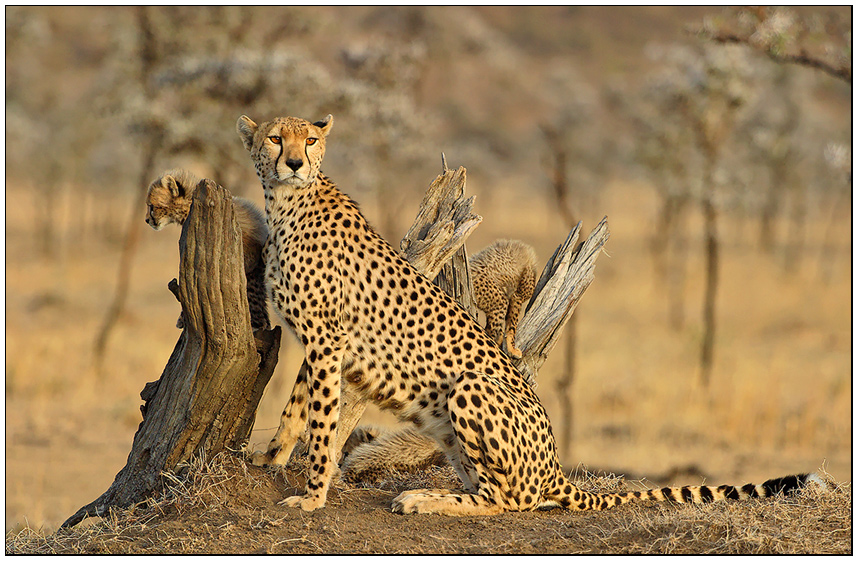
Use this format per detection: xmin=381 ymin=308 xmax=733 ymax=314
xmin=249 ymin=362 xmax=310 ymax=466
xmin=279 ymin=336 xmax=344 ymax=511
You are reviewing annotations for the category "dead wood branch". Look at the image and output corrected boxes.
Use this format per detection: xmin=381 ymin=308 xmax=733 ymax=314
xmin=512 ymin=217 xmax=610 ymax=386
xmin=401 ymin=160 xmax=482 ymax=283
xmin=703 ymin=30 xmax=851 ymax=84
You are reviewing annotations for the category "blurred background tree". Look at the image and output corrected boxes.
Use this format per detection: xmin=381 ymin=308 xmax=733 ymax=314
xmin=638 ymin=42 xmax=758 ymax=388
xmin=697 ymin=6 xmax=851 ymax=84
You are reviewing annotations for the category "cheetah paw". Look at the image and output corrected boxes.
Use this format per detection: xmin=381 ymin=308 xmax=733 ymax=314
xmin=248 ymin=450 xmax=275 ymax=467
xmin=279 ymin=494 xmax=326 ymax=511
xmin=391 ymin=494 xmax=416 ymax=514
xmin=248 ymin=446 xmax=288 ymax=467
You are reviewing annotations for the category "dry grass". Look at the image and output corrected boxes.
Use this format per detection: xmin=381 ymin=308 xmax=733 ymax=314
xmin=6 ymin=453 xmax=851 ymax=555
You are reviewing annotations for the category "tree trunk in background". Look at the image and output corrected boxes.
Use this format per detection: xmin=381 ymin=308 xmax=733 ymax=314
xmin=63 ymin=181 xmax=282 ymax=528
xmin=699 ymin=173 xmax=719 ymax=389
xmin=92 ymin=134 xmax=161 ymax=376
xmin=817 ymin=181 xmax=851 ymax=283
xmin=39 ymin=169 xmax=59 ymax=258
xmin=759 ymin=69 xmax=799 ymax=256
xmin=651 ymin=193 xmax=690 ymax=330
xmin=758 ymin=178 xmax=781 ymax=253
xmin=783 ymin=183 xmax=807 ymax=275
xmin=540 ymin=123 xmax=580 ymax=457
xmin=91 ymin=6 xmax=163 ymax=377
xmin=667 ymin=226 xmax=689 ymax=331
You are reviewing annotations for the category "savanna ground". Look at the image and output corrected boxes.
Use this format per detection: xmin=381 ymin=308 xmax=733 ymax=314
xmin=5 ymin=175 xmax=852 ymax=554
xmin=6 ymin=453 xmax=851 ymax=555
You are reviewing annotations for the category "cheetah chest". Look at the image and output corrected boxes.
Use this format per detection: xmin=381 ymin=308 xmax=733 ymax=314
xmin=268 ymin=235 xmax=342 ymax=329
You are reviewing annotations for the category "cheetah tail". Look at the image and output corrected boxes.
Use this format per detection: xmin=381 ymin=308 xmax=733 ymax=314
xmin=547 ymin=473 xmax=826 ymax=511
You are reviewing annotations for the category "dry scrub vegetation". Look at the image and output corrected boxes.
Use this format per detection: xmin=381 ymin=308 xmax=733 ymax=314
xmin=6 ymin=453 xmax=850 ymax=555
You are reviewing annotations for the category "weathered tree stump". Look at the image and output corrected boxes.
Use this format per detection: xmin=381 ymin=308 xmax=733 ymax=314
xmin=63 ymin=181 xmax=281 ymax=528
xmin=400 ymin=157 xmax=481 ymax=318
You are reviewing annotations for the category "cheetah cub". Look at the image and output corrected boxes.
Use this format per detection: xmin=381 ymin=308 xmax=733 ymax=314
xmin=238 ymin=113 xmax=820 ymax=516
xmin=469 ymin=239 xmax=537 ymax=359
xmin=339 ymin=425 xmax=447 ymax=484
xmin=145 ymin=169 xmax=270 ymax=330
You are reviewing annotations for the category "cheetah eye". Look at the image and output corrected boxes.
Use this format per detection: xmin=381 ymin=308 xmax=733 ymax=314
xmin=306 ymin=138 xmax=318 ymax=146
xmin=268 ymin=136 xmax=282 ymax=145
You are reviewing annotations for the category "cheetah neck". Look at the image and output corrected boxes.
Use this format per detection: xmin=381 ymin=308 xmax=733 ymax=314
xmin=262 ymin=173 xmax=358 ymax=242
xmin=263 ymin=174 xmax=323 ymax=216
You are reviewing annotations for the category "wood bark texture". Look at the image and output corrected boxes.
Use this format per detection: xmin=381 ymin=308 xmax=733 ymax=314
xmin=63 ymin=181 xmax=281 ymax=528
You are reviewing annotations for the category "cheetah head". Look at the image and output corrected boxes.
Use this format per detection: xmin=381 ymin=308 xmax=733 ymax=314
xmin=145 ymin=171 xmax=192 ymax=230
xmin=236 ymin=114 xmax=333 ymax=190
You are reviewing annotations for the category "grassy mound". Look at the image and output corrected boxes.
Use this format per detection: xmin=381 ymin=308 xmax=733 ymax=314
xmin=6 ymin=453 xmax=850 ymax=554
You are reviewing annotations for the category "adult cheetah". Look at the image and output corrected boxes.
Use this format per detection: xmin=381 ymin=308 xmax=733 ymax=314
xmin=469 ymin=239 xmax=537 ymax=359
xmin=237 ymin=113 xmax=821 ymax=515
xmin=145 ymin=169 xmax=270 ymax=330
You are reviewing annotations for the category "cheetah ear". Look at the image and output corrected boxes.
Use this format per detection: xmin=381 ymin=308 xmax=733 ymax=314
xmin=313 ymin=114 xmax=333 ymax=137
xmin=236 ymin=115 xmax=258 ymax=151
xmin=163 ymin=175 xmax=182 ymax=198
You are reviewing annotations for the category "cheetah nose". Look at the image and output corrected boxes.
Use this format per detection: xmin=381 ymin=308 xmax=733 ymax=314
xmin=285 ymin=158 xmax=303 ymax=172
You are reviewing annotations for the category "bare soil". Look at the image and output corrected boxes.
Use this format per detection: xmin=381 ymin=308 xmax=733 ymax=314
xmin=6 ymin=453 xmax=851 ymax=555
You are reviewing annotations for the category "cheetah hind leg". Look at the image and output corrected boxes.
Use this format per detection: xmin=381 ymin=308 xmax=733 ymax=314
xmin=391 ymin=453 xmax=512 ymax=515
xmin=482 ymin=301 xmax=508 ymax=353
xmin=249 ymin=362 xmax=310 ymax=467
xmin=391 ymin=373 xmax=528 ymax=515
xmin=390 ymin=435 xmax=511 ymax=515
xmin=391 ymin=489 xmax=506 ymax=516
xmin=502 ymin=281 xmax=530 ymax=359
